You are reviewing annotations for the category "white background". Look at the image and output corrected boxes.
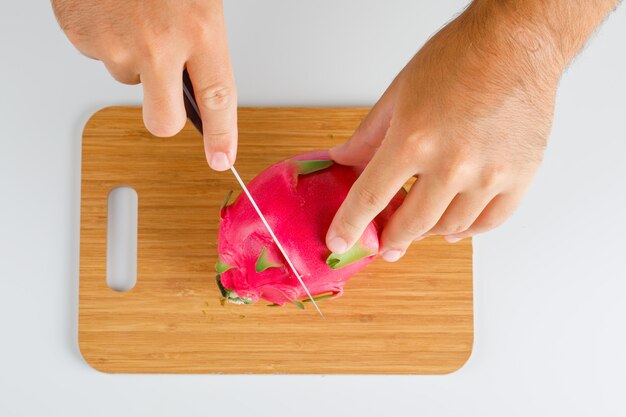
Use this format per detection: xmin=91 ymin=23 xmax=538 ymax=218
xmin=1 ymin=1 xmax=625 ymax=416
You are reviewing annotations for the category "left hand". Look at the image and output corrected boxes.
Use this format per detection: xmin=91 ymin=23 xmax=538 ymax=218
xmin=325 ymin=4 xmax=561 ymax=262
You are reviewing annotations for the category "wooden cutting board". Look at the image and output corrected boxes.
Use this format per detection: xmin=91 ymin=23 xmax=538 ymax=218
xmin=79 ymin=106 xmax=473 ymax=374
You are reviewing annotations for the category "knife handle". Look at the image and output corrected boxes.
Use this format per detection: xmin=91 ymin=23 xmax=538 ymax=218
xmin=182 ymin=69 xmax=204 ymax=134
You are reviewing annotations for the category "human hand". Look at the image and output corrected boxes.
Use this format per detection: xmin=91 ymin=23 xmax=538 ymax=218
xmin=326 ymin=2 xmax=565 ymax=262
xmin=51 ymin=0 xmax=237 ymax=170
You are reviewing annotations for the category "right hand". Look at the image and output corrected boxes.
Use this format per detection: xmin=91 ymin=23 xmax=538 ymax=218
xmin=51 ymin=0 xmax=237 ymax=170
xmin=326 ymin=2 xmax=562 ymax=261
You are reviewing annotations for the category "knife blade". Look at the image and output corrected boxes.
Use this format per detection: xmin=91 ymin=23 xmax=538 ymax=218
xmin=181 ymin=70 xmax=324 ymax=317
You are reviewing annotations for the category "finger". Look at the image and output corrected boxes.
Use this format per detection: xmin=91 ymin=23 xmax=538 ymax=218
xmin=326 ymin=143 xmax=412 ymax=255
xmin=427 ymin=191 xmax=495 ymax=237
xmin=330 ymin=74 xmax=401 ymax=166
xmin=140 ymin=61 xmax=187 ymax=137
xmin=379 ymin=176 xmax=459 ymax=261
xmin=186 ymin=37 xmax=237 ymax=171
xmin=444 ymin=192 xmax=524 ymax=242
xmin=103 ymin=61 xmax=140 ymax=85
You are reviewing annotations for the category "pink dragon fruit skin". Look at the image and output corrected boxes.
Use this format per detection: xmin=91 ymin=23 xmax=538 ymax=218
xmin=216 ymin=150 xmax=404 ymax=308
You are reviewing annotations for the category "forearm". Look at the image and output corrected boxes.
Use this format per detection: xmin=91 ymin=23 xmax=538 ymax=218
xmin=468 ymin=0 xmax=620 ymax=73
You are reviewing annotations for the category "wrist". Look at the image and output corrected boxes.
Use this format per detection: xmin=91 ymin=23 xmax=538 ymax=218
xmin=467 ymin=0 xmax=620 ymax=76
xmin=454 ymin=0 xmax=564 ymax=90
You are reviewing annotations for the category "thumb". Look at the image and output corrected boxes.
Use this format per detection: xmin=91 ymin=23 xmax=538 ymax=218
xmin=330 ymin=74 xmax=400 ymax=166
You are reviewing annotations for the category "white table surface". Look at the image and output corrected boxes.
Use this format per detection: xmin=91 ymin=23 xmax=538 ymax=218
xmin=1 ymin=1 xmax=625 ymax=416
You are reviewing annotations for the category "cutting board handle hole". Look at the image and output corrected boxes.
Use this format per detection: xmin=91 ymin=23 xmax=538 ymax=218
xmin=107 ymin=186 xmax=138 ymax=292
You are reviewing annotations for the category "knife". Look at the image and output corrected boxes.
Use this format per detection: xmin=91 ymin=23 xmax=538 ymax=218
xmin=182 ymin=70 xmax=324 ymax=317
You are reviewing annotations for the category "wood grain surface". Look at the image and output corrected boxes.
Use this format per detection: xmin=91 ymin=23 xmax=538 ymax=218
xmin=79 ymin=106 xmax=473 ymax=374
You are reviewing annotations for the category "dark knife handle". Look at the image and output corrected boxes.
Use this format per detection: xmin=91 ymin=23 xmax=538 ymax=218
xmin=182 ymin=69 xmax=204 ymax=134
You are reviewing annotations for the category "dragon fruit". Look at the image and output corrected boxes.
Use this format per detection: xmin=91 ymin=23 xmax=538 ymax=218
xmin=216 ymin=150 xmax=404 ymax=308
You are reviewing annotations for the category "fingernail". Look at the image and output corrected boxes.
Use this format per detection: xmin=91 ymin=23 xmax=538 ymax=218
xmin=414 ymin=236 xmax=425 ymax=242
xmin=330 ymin=142 xmax=344 ymax=151
xmin=445 ymin=236 xmax=463 ymax=243
xmin=329 ymin=143 xmax=346 ymax=155
xmin=328 ymin=236 xmax=348 ymax=254
xmin=209 ymin=152 xmax=230 ymax=171
xmin=381 ymin=249 xmax=404 ymax=262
